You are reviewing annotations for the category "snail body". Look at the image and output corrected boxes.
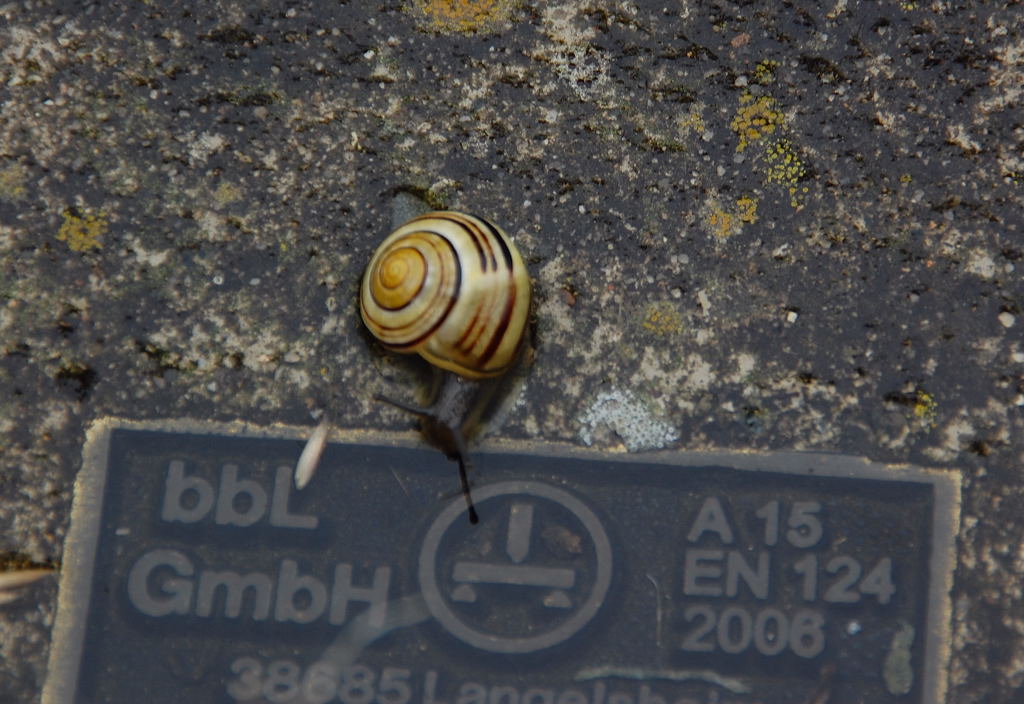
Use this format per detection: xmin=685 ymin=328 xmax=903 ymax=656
xmin=360 ymin=211 xmax=531 ymax=524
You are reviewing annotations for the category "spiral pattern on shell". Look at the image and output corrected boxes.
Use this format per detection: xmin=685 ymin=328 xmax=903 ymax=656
xmin=360 ymin=211 xmax=531 ymax=380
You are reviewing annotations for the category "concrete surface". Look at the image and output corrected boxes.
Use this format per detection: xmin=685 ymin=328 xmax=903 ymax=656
xmin=0 ymin=1 xmax=1021 ymax=701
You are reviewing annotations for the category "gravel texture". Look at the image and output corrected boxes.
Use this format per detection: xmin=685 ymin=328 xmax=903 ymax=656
xmin=1 ymin=1 xmax=1021 ymax=701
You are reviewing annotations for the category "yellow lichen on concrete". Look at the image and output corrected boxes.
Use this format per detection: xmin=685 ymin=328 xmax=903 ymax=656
xmin=752 ymin=59 xmax=779 ymax=85
xmin=912 ymin=390 xmax=937 ymax=423
xmin=705 ymin=195 xmax=759 ymax=238
xmin=736 ymin=195 xmax=758 ymax=223
xmin=886 ymin=388 xmax=938 ymax=429
xmin=707 ymin=208 xmax=735 ymax=238
xmin=57 ymin=209 xmax=107 ymax=251
xmin=730 ymin=92 xmax=784 ymax=152
xmin=764 ymin=138 xmax=809 ymax=208
xmin=411 ymin=0 xmax=516 ymax=34
xmin=728 ymin=82 xmax=815 ymax=208
xmin=677 ymin=108 xmax=705 ymax=136
xmin=0 ymin=164 xmax=28 ymax=202
xmin=641 ymin=302 xmax=683 ymax=337
xmin=213 ymin=181 xmax=243 ymax=207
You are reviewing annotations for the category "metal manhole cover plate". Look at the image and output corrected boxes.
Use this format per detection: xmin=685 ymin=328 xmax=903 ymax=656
xmin=45 ymin=419 xmax=959 ymax=704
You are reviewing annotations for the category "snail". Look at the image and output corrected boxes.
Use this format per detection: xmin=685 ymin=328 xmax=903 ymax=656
xmin=360 ymin=210 xmax=532 ymax=524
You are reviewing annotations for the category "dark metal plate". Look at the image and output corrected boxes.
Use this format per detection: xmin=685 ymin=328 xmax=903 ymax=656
xmin=45 ymin=419 xmax=959 ymax=704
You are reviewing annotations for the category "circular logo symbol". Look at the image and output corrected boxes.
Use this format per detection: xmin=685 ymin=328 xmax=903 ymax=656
xmin=418 ymin=481 xmax=612 ymax=653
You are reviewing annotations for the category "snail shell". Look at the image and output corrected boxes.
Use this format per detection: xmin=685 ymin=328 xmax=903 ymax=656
xmin=360 ymin=211 xmax=531 ymax=379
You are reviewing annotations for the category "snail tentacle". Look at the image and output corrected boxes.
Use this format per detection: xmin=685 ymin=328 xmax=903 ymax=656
xmin=374 ymin=392 xmax=480 ymax=525
xmin=373 ymin=393 xmax=433 ymax=417
xmin=449 ymin=427 xmax=480 ymax=525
